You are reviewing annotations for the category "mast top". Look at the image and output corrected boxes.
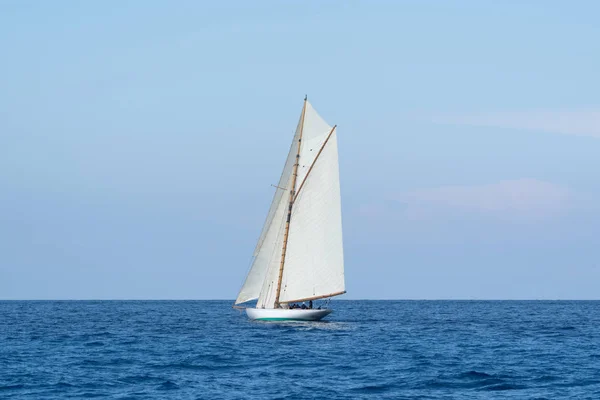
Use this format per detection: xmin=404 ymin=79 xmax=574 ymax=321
xmin=304 ymin=94 xmax=307 ymax=101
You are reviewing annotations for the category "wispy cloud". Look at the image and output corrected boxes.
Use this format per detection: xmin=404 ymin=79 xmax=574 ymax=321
xmin=358 ymin=179 xmax=576 ymax=221
xmin=398 ymin=179 xmax=572 ymax=218
xmin=433 ymin=108 xmax=600 ymax=138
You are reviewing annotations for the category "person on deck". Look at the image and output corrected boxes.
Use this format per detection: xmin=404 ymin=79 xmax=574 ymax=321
xmin=309 ymin=300 xmax=313 ymax=309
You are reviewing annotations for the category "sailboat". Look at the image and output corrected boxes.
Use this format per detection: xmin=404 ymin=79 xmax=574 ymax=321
xmin=234 ymin=97 xmax=345 ymax=321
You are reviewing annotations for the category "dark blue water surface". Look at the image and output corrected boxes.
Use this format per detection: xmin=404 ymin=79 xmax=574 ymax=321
xmin=1 ymin=301 xmax=600 ymax=399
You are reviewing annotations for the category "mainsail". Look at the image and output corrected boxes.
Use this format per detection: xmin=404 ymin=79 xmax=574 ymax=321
xmin=235 ymin=99 xmax=345 ymax=308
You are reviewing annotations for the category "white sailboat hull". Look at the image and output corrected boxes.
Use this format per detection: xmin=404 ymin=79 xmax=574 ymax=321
xmin=246 ymin=308 xmax=332 ymax=321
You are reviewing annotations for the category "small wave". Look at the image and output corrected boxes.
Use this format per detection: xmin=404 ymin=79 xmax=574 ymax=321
xmin=254 ymin=320 xmax=352 ymax=332
xmin=84 ymin=341 xmax=105 ymax=347
xmin=555 ymin=379 xmax=600 ymax=388
xmin=480 ymin=383 xmax=525 ymax=391
xmin=152 ymin=362 xmax=222 ymax=371
xmin=78 ymin=359 xmax=103 ymax=366
xmin=534 ymin=375 xmax=559 ymax=382
xmin=157 ymin=380 xmax=179 ymax=390
xmin=0 ymin=384 xmax=24 ymax=391
xmin=119 ymin=339 xmax=141 ymax=345
xmin=77 ymin=332 xmax=113 ymax=341
xmin=461 ymin=370 xmax=493 ymax=378
xmin=351 ymin=383 xmax=391 ymax=393
xmin=75 ymin=358 xmax=133 ymax=367
xmin=118 ymin=375 xmax=164 ymax=384
xmin=425 ymin=376 xmax=505 ymax=389
xmin=53 ymin=382 xmax=74 ymax=388
xmin=79 ymin=392 xmax=106 ymax=398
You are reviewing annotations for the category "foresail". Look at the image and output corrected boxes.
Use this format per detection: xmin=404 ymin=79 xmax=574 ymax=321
xmin=234 ymin=110 xmax=302 ymax=305
xmin=256 ymin=199 xmax=288 ymax=308
xmin=278 ymin=129 xmax=345 ymax=303
xmin=235 ymin=186 xmax=289 ymax=305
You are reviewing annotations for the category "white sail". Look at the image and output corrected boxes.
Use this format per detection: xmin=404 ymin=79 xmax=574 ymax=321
xmin=278 ymin=129 xmax=345 ymax=303
xmin=238 ymin=187 xmax=288 ymax=306
xmin=234 ymin=112 xmax=302 ymax=305
xmin=235 ymin=99 xmax=345 ymax=308
xmin=296 ymin=101 xmax=334 ymax=186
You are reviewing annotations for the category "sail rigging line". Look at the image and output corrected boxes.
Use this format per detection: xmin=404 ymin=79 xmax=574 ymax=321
xmin=278 ymin=290 xmax=347 ymax=304
xmin=293 ymin=125 xmax=337 ymax=203
xmin=274 ymin=98 xmax=307 ymax=308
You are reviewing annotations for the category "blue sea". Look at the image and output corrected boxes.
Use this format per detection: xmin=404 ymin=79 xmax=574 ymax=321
xmin=1 ymin=301 xmax=599 ymax=399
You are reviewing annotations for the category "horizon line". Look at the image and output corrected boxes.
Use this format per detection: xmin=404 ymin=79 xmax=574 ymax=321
xmin=2 ymin=298 xmax=600 ymax=301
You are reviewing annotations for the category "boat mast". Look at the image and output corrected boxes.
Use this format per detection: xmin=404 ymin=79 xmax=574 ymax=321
xmin=274 ymin=96 xmax=307 ymax=308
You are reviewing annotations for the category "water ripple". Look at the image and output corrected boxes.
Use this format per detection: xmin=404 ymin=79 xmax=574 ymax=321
xmin=2 ymin=300 xmax=600 ymax=399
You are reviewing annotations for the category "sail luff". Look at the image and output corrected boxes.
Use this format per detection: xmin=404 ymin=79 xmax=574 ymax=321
xmin=273 ymin=98 xmax=307 ymax=308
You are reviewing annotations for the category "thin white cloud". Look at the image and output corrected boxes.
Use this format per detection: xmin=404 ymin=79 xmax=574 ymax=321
xmin=396 ymin=179 xmax=574 ymax=220
xmin=434 ymin=108 xmax=600 ymax=138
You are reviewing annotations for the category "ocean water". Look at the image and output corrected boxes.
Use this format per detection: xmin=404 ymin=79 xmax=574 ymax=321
xmin=1 ymin=301 xmax=599 ymax=399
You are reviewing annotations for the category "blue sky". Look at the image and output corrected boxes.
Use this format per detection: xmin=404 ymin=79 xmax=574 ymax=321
xmin=1 ymin=1 xmax=599 ymax=299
